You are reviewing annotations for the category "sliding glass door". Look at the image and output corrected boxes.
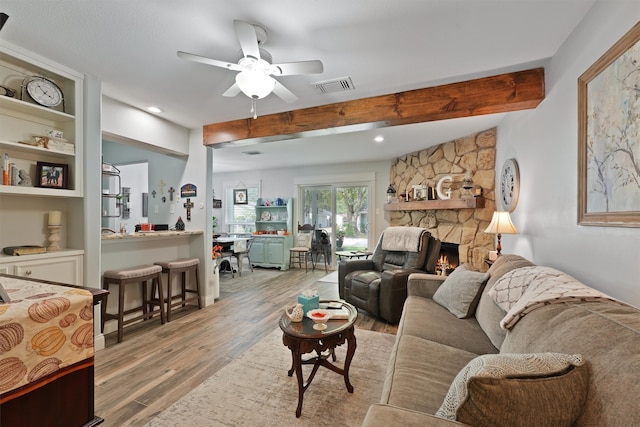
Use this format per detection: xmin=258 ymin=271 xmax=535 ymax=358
xmin=335 ymin=185 xmax=368 ymax=251
xmin=300 ymin=182 xmax=370 ymax=266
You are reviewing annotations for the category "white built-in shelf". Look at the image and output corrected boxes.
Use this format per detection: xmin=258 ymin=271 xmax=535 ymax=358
xmin=0 ymin=184 xmax=81 ymax=197
xmin=0 ymin=95 xmax=74 ymax=122
xmin=0 ymin=140 xmax=75 ymax=158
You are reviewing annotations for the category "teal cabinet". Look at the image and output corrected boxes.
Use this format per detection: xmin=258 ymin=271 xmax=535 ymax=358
xmin=250 ymin=235 xmax=292 ymax=270
xmin=250 ymin=197 xmax=293 ymax=270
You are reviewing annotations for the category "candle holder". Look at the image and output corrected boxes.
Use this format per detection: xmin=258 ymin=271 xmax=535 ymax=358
xmin=48 ymin=225 xmax=62 ymax=251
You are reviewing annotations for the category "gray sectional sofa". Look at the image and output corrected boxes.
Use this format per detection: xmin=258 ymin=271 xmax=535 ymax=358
xmin=362 ymin=254 xmax=640 ymax=426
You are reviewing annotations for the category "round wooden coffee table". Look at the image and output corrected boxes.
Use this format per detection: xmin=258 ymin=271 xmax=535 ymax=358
xmin=279 ymin=301 xmax=358 ymax=417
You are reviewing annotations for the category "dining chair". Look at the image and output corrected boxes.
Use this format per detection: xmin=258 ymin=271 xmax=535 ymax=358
xmin=289 ymin=223 xmax=315 ymax=272
xmin=232 ymin=237 xmax=254 ymax=276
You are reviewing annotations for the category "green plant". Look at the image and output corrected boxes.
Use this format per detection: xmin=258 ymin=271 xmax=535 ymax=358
xmin=212 ymin=215 xmax=218 ymax=233
xmin=336 ymin=227 xmax=345 ymax=240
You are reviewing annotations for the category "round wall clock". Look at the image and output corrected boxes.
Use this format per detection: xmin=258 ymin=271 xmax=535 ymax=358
xmin=500 ymin=158 xmax=520 ymax=212
xmin=25 ymin=76 xmax=63 ymax=108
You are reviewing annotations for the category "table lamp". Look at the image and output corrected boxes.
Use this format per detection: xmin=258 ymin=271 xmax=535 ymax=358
xmin=484 ymin=211 xmax=518 ymax=256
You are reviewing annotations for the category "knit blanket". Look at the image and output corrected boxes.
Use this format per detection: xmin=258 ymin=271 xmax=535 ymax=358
xmin=380 ymin=226 xmax=427 ymax=252
xmin=489 ymin=266 xmax=626 ymax=330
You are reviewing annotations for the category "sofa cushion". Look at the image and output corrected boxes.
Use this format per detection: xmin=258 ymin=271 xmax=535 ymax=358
xmin=433 ymin=265 xmax=489 ymax=319
xmin=474 ymin=254 xmax=535 ymax=348
xmin=435 ymin=353 xmax=587 ymax=426
xmin=399 ymin=296 xmax=498 ymax=355
xmin=501 ymin=301 xmax=640 ymax=426
xmin=351 ymin=271 xmax=381 ymax=300
xmin=381 ymin=334 xmax=478 ymax=414
xmin=363 ymin=404 xmax=468 ymax=427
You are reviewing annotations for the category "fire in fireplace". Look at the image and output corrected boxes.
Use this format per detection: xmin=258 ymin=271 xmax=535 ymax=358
xmin=437 ymin=242 xmax=459 ymax=275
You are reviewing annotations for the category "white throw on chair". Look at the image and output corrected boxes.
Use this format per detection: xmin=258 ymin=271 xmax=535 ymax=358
xmin=289 ymin=226 xmax=314 ymax=272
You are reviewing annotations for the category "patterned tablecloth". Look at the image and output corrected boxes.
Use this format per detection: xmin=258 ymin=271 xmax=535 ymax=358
xmin=0 ymin=276 xmax=94 ymax=396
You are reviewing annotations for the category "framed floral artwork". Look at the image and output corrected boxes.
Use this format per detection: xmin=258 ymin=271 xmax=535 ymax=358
xmin=578 ymin=21 xmax=640 ymax=227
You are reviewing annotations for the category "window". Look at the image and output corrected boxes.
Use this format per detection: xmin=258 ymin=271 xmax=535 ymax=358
xmin=224 ymin=185 xmax=259 ymax=233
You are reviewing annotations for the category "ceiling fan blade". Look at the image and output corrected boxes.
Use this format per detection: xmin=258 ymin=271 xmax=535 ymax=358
xmin=177 ymin=51 xmax=242 ymax=71
xmin=234 ymin=20 xmax=261 ymax=60
xmin=271 ymin=60 xmax=324 ymax=76
xmin=272 ymin=80 xmax=298 ymax=103
xmin=222 ymin=82 xmax=241 ymax=97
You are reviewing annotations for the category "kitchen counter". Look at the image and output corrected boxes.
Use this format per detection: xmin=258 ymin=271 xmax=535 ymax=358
xmin=101 ymin=230 xmax=203 ymax=241
xmin=100 ymin=229 xmax=208 ymax=336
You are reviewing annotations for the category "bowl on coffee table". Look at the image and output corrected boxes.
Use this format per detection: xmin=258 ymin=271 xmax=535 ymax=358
xmin=307 ymin=309 xmax=332 ymax=330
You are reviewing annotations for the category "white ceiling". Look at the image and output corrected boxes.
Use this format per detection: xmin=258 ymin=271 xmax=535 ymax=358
xmin=0 ymin=1 xmax=596 ymax=172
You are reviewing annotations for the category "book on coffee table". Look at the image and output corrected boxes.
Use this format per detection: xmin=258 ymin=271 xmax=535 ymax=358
xmin=319 ymin=302 xmax=350 ymax=319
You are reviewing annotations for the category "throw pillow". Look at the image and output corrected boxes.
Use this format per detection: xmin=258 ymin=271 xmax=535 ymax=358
xmin=435 ymin=353 xmax=587 ymax=427
xmin=488 ymin=265 xmax=574 ymax=312
xmin=433 ymin=264 xmax=490 ymax=318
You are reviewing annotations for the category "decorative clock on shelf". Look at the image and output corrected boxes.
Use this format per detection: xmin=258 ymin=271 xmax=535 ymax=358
xmin=22 ymin=76 xmax=65 ymax=110
xmin=500 ymin=158 xmax=520 ymax=212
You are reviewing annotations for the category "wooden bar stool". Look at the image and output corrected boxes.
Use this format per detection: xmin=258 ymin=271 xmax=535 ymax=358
xmin=154 ymin=258 xmax=202 ymax=322
xmin=101 ymin=264 xmax=165 ymax=343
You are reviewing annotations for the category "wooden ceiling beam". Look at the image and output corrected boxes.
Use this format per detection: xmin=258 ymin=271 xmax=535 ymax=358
xmin=203 ymin=67 xmax=545 ymax=147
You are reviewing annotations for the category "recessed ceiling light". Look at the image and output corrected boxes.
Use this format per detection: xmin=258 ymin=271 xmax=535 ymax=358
xmin=147 ymin=106 xmax=163 ymax=113
xmin=374 ymin=135 xmax=384 ymax=143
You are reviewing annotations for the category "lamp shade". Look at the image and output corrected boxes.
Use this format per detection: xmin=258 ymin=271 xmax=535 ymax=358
xmin=484 ymin=211 xmax=519 ymax=235
xmin=235 ymin=70 xmax=275 ymax=99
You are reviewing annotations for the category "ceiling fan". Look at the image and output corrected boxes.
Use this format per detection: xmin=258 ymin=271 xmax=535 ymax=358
xmin=178 ymin=20 xmax=323 ymax=117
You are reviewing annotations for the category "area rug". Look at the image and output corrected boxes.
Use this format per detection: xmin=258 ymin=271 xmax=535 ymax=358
xmin=146 ymin=328 xmax=395 ymax=426
xmin=317 ymin=270 xmax=339 ymax=283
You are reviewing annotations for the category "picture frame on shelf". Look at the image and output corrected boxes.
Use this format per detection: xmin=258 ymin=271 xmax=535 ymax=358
xmin=412 ymin=185 xmax=428 ymax=201
xmin=578 ymin=21 xmax=640 ymax=227
xmin=36 ymin=161 xmax=69 ymax=189
xmin=233 ymin=188 xmax=248 ymax=205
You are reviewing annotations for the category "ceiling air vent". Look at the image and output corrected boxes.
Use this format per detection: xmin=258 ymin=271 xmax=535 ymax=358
xmin=312 ymin=77 xmax=355 ymax=94
xmin=242 ymin=150 xmax=262 ymax=156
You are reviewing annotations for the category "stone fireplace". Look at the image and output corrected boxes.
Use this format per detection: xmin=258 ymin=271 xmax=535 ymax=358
xmin=387 ymin=128 xmax=497 ymax=271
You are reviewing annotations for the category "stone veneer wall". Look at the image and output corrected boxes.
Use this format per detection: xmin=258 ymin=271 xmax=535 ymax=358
xmin=388 ymin=128 xmax=497 ymax=271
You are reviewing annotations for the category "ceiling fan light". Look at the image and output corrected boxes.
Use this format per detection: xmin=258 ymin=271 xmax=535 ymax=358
xmin=235 ymin=70 xmax=275 ymax=99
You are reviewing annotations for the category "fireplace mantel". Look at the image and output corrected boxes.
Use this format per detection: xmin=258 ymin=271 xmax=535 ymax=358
xmin=383 ymin=197 xmax=485 ymax=211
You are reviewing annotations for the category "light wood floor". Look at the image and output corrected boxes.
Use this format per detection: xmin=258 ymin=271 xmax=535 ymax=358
xmin=94 ymin=266 xmax=397 ymax=426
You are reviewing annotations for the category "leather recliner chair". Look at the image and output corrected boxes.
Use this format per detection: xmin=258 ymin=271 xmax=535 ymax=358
xmin=338 ymin=227 xmax=441 ymax=323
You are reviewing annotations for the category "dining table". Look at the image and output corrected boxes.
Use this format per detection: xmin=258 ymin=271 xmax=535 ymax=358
xmin=213 ymin=235 xmax=253 ymax=276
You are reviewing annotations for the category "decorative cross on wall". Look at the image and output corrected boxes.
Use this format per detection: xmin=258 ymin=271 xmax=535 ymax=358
xmin=168 ymin=187 xmax=175 ymax=201
xmin=158 ymin=180 xmax=166 ymax=195
xmin=151 ymin=190 xmax=156 ymax=198
xmin=183 ymin=198 xmax=194 ymax=221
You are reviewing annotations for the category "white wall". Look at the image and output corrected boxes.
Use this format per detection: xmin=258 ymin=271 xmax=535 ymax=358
xmin=102 ymin=140 xmax=187 ymax=227
xmin=102 ymin=97 xmax=190 ymax=155
xmin=184 ymin=127 xmax=215 ymax=302
xmin=497 ymin=0 xmax=640 ymax=306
